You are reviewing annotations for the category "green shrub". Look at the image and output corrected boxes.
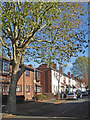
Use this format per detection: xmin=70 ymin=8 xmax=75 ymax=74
xmin=40 ymin=94 xmax=47 ymax=100
xmin=35 ymin=94 xmax=42 ymax=100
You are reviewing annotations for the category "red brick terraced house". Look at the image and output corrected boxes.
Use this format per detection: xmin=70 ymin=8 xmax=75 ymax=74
xmin=37 ymin=63 xmax=87 ymax=95
xmin=1 ymin=57 xmax=42 ymax=100
xmin=37 ymin=64 xmax=53 ymax=94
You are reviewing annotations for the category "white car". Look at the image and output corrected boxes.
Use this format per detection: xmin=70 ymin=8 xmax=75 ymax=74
xmin=82 ymin=91 xmax=88 ymax=96
xmin=66 ymin=92 xmax=78 ymax=100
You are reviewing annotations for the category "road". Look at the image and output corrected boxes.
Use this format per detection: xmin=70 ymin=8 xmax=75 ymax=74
xmin=2 ymin=95 xmax=89 ymax=120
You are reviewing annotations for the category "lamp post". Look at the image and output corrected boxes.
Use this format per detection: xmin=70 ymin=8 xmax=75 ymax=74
xmin=58 ymin=64 xmax=61 ymax=99
xmin=33 ymin=60 xmax=36 ymax=101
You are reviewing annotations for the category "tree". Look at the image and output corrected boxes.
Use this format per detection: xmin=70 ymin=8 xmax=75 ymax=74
xmin=71 ymin=56 xmax=88 ymax=79
xmin=1 ymin=2 xmax=88 ymax=113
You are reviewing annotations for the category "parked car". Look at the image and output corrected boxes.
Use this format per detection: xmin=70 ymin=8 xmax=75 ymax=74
xmin=82 ymin=91 xmax=88 ymax=96
xmin=87 ymin=90 xmax=90 ymax=95
xmin=66 ymin=92 xmax=78 ymax=100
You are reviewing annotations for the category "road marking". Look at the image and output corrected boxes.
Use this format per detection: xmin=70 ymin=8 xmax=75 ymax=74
xmin=9 ymin=115 xmax=83 ymax=119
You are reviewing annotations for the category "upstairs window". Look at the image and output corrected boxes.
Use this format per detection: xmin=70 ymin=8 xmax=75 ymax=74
xmin=37 ymin=86 xmax=41 ymax=93
xmin=26 ymin=85 xmax=30 ymax=92
xmin=63 ymin=77 xmax=66 ymax=83
xmin=26 ymin=70 xmax=30 ymax=76
xmin=3 ymin=60 xmax=9 ymax=74
xmin=16 ymin=85 xmax=22 ymax=92
xmin=2 ymin=84 xmax=9 ymax=93
xmin=69 ymin=79 xmax=71 ymax=84
xmin=36 ymin=72 xmax=41 ymax=81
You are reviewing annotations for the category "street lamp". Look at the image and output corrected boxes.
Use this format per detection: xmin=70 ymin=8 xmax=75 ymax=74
xmin=33 ymin=60 xmax=36 ymax=101
xmin=58 ymin=64 xmax=61 ymax=99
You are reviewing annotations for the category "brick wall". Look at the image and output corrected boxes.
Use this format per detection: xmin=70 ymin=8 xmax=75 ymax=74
xmin=37 ymin=64 xmax=52 ymax=94
xmin=1 ymin=58 xmax=42 ymax=100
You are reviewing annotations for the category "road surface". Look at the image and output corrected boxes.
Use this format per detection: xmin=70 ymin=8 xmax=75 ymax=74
xmin=2 ymin=95 xmax=90 ymax=120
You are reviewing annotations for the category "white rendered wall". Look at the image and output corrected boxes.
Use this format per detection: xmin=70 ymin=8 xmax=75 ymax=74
xmin=51 ymin=70 xmax=59 ymax=95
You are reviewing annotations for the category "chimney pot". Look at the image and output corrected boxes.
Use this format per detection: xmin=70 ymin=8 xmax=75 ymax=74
xmin=68 ymin=72 xmax=71 ymax=77
xmin=53 ymin=64 xmax=57 ymax=69
xmin=59 ymin=67 xmax=63 ymax=73
xmin=71 ymin=74 xmax=74 ymax=78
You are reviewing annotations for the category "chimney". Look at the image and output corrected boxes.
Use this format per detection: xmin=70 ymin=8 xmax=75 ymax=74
xmin=28 ymin=64 xmax=33 ymax=68
xmin=53 ymin=64 xmax=57 ymax=69
xmin=59 ymin=67 xmax=63 ymax=74
xmin=68 ymin=72 xmax=71 ymax=77
xmin=71 ymin=74 xmax=74 ymax=78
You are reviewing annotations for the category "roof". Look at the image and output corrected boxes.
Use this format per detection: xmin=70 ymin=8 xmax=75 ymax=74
xmin=61 ymin=83 xmax=66 ymax=86
xmin=1 ymin=57 xmax=42 ymax=73
xmin=24 ymin=64 xmax=42 ymax=73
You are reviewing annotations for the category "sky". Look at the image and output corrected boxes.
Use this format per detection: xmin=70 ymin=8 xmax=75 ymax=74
xmin=26 ymin=2 xmax=89 ymax=75
xmin=2 ymin=2 xmax=89 ymax=76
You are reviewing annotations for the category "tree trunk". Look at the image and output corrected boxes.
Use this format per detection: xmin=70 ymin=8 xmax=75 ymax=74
xmin=6 ymin=62 xmax=20 ymax=114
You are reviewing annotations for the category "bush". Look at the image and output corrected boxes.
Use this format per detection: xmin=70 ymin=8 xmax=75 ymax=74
xmin=35 ymin=94 xmax=42 ymax=100
xmin=35 ymin=93 xmax=54 ymax=100
xmin=45 ymin=93 xmax=54 ymax=98
xmin=35 ymin=94 xmax=47 ymax=100
xmin=40 ymin=94 xmax=47 ymax=100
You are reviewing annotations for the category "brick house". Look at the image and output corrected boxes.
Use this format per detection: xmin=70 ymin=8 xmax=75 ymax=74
xmin=37 ymin=64 xmax=61 ymax=95
xmin=37 ymin=63 xmax=87 ymax=95
xmin=1 ymin=57 xmax=42 ymax=100
xmin=37 ymin=64 xmax=52 ymax=94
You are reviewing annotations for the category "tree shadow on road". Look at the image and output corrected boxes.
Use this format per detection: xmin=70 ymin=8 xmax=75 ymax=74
xmin=15 ymin=100 xmax=89 ymax=119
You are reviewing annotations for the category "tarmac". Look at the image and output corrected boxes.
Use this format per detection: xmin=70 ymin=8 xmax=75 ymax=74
xmin=1 ymin=98 xmax=74 ymax=120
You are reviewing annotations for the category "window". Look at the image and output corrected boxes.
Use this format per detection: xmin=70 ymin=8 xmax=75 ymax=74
xmin=56 ymin=86 xmax=57 ymax=91
xmin=26 ymin=85 xmax=30 ymax=92
xmin=26 ymin=70 xmax=30 ymax=76
xmin=53 ymin=85 xmax=55 ymax=92
xmin=54 ymin=71 xmax=55 ymax=77
xmin=3 ymin=61 xmax=9 ymax=74
xmin=35 ymin=84 xmax=37 ymax=92
xmin=37 ymin=86 xmax=41 ymax=93
xmin=69 ymin=79 xmax=71 ymax=84
xmin=3 ymin=84 xmax=8 ymax=93
xmin=68 ymin=93 xmax=74 ymax=95
xmin=16 ymin=85 xmax=22 ymax=92
xmin=36 ymin=72 xmax=41 ymax=81
xmin=64 ymin=77 xmax=66 ymax=83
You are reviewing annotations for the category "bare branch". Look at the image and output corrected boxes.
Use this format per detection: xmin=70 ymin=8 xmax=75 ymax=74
xmin=1 ymin=38 xmax=13 ymax=59
xmin=36 ymin=23 xmax=47 ymax=32
xmin=20 ymin=4 xmax=53 ymax=49
xmin=26 ymin=46 xmax=40 ymax=49
xmin=32 ymin=39 xmax=52 ymax=43
xmin=21 ymin=23 xmax=47 ymax=49
xmin=8 ymin=48 xmax=13 ymax=60
xmin=2 ymin=28 xmax=13 ymax=40
xmin=1 ymin=38 xmax=9 ymax=49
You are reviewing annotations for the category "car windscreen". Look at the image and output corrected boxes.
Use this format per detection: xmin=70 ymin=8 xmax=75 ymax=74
xmin=68 ymin=93 xmax=74 ymax=95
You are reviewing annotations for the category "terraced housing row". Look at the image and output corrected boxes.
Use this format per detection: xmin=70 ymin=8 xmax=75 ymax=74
xmin=0 ymin=57 xmax=88 ymax=100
